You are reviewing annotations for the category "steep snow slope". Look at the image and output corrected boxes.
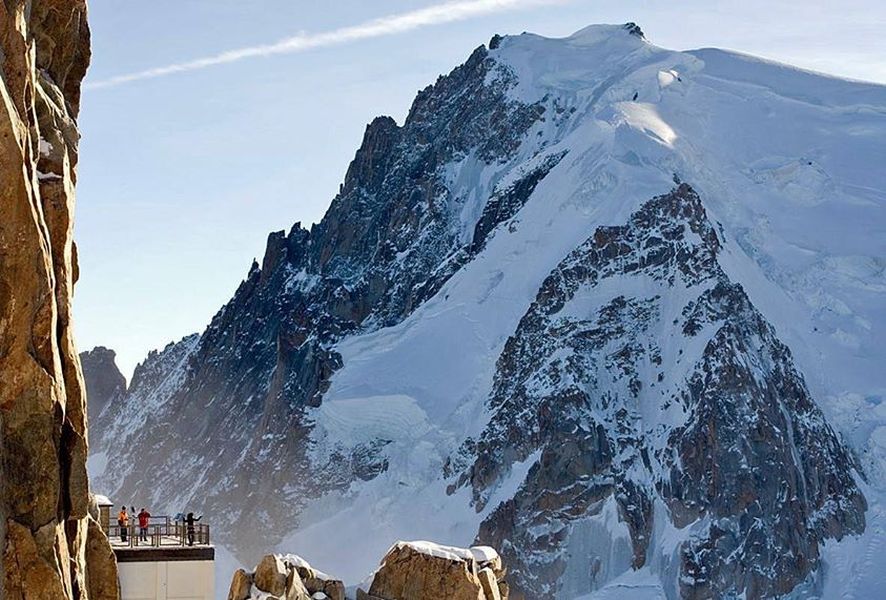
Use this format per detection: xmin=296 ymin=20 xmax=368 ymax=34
xmin=291 ymin=26 xmax=886 ymax=596
xmin=91 ymin=24 xmax=886 ymax=599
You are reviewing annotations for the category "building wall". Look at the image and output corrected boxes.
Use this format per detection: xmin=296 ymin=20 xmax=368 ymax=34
xmin=99 ymin=506 xmax=111 ymax=533
xmin=118 ymin=560 xmax=214 ymax=600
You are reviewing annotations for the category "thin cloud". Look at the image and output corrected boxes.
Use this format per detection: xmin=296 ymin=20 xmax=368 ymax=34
xmin=86 ymin=0 xmax=570 ymax=89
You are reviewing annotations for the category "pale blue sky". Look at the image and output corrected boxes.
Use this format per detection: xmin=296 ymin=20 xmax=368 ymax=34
xmin=74 ymin=0 xmax=886 ymax=377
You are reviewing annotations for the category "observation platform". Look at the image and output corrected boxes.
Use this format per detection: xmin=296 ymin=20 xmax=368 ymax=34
xmin=95 ymin=496 xmax=215 ymax=600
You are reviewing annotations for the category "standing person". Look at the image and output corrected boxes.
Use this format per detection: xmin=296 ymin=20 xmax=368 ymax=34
xmin=137 ymin=507 xmax=152 ymax=542
xmin=117 ymin=506 xmax=129 ymax=543
xmin=185 ymin=512 xmax=202 ymax=546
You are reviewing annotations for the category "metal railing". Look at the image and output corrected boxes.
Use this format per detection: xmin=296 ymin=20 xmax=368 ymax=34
xmin=109 ymin=516 xmax=210 ymax=548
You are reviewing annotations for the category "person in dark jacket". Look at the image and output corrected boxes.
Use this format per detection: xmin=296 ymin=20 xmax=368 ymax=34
xmin=185 ymin=512 xmax=202 ymax=546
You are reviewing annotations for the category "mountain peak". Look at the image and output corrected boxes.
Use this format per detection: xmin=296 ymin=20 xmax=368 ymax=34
xmin=569 ymin=22 xmax=645 ymax=42
xmin=489 ymin=22 xmax=651 ymax=59
xmin=80 ymin=345 xmax=127 ymax=420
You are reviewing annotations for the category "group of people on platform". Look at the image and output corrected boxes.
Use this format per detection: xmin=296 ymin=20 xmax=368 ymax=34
xmin=115 ymin=506 xmax=151 ymax=543
xmin=116 ymin=506 xmax=203 ymax=545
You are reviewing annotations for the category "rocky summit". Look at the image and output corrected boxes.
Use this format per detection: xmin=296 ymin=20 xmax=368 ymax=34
xmin=0 ymin=1 xmax=118 ymax=599
xmin=90 ymin=22 xmax=886 ymax=600
xmin=80 ymin=347 xmax=127 ymax=423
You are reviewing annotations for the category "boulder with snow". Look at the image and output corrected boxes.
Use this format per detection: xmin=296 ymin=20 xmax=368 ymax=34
xmin=229 ymin=554 xmax=344 ymax=600
xmin=228 ymin=569 xmax=253 ymax=600
xmin=279 ymin=554 xmax=346 ymax=600
xmin=363 ymin=542 xmax=509 ymax=600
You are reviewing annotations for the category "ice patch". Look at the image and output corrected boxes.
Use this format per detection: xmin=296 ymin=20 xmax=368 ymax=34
xmin=312 ymin=395 xmax=431 ymax=449
xmin=616 ymin=103 xmax=677 ymax=146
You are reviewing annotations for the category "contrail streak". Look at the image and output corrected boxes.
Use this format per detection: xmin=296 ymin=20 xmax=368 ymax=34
xmin=86 ymin=0 xmax=569 ymax=89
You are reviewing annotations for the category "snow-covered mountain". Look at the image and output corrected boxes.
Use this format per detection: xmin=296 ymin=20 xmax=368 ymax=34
xmin=87 ymin=23 xmax=886 ymax=599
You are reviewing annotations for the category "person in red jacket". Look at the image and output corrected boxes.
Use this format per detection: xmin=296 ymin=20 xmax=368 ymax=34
xmin=137 ymin=507 xmax=151 ymax=542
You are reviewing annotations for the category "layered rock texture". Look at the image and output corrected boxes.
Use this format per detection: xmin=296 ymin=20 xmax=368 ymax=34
xmin=0 ymin=1 xmax=118 ymax=599
xmin=93 ymin=23 xmax=886 ymax=600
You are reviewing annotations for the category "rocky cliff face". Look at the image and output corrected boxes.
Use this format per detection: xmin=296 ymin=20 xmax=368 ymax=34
xmin=0 ymin=1 xmax=118 ymax=599
xmin=92 ymin=23 xmax=885 ymax=600
xmin=80 ymin=347 xmax=126 ymax=422
xmin=455 ymin=184 xmax=865 ymax=598
xmin=91 ymin=40 xmax=551 ymax=558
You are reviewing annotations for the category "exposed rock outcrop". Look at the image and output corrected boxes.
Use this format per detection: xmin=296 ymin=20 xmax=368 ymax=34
xmin=364 ymin=542 xmax=509 ymax=600
xmin=230 ymin=554 xmax=344 ymax=600
xmin=84 ymin=517 xmax=120 ymax=600
xmin=231 ymin=544 xmax=508 ymax=600
xmin=0 ymin=1 xmax=118 ymax=599
xmin=228 ymin=569 xmax=253 ymax=600
xmin=457 ymin=185 xmax=865 ymax=598
xmin=80 ymin=347 xmax=127 ymax=422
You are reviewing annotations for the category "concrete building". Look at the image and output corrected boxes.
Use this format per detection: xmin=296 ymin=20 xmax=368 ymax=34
xmin=115 ymin=547 xmax=215 ymax=600
xmin=95 ymin=494 xmax=113 ymax=532
xmin=96 ymin=497 xmax=215 ymax=600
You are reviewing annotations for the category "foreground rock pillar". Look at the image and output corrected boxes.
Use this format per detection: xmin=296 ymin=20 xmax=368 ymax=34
xmin=0 ymin=1 xmax=119 ymax=599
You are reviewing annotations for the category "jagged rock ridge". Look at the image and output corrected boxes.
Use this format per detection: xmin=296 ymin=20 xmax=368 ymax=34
xmin=80 ymin=347 xmax=126 ymax=422
xmin=91 ymin=39 xmax=555 ymax=557
xmin=457 ymin=184 xmax=865 ymax=598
